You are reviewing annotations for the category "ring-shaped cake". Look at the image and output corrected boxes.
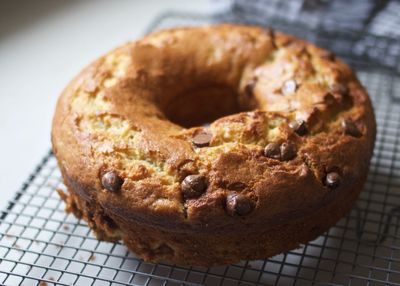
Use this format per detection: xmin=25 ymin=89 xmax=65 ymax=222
xmin=52 ymin=24 xmax=376 ymax=266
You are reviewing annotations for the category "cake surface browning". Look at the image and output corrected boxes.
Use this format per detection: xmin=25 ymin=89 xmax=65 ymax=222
xmin=52 ymin=24 xmax=376 ymax=266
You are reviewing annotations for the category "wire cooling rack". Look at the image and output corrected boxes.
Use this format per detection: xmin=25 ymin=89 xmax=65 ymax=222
xmin=1 ymin=10 xmax=400 ymax=286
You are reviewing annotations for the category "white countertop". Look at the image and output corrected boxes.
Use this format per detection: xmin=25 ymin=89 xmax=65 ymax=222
xmin=0 ymin=0 xmax=218 ymax=210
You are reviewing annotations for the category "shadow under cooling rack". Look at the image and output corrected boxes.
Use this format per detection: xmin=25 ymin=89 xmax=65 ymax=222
xmin=1 ymin=11 xmax=400 ymax=286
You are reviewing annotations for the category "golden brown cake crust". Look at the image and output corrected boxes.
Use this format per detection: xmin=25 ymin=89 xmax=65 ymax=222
xmin=52 ymin=24 xmax=376 ymax=266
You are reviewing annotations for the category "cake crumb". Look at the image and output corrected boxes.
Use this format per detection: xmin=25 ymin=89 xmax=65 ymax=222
xmin=89 ymin=253 xmax=96 ymax=261
xmin=63 ymin=224 xmax=70 ymax=231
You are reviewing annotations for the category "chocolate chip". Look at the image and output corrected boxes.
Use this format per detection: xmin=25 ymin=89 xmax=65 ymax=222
xmin=281 ymin=79 xmax=297 ymax=95
xmin=226 ymin=193 xmax=255 ymax=216
xmin=280 ymin=142 xmax=296 ymax=161
xmin=325 ymin=172 xmax=341 ymax=189
xmin=181 ymin=175 xmax=208 ymax=199
xmin=329 ymin=83 xmax=348 ymax=96
xmin=192 ymin=131 xmax=212 ymax=147
xmin=244 ymin=79 xmax=256 ymax=97
xmin=289 ymin=120 xmax=308 ymax=136
xmin=342 ymin=119 xmax=362 ymax=137
xmin=102 ymin=171 xmax=123 ymax=192
xmin=264 ymin=142 xmax=281 ymax=159
xmin=321 ymin=50 xmax=335 ymax=61
xmin=264 ymin=142 xmax=297 ymax=161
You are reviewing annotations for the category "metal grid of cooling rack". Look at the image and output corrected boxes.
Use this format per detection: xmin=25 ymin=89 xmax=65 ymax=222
xmin=1 ymin=10 xmax=400 ymax=286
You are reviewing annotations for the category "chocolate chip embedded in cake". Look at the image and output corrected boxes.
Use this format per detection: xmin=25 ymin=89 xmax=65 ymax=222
xmin=181 ymin=174 xmax=208 ymax=199
xmin=226 ymin=193 xmax=255 ymax=216
xmin=342 ymin=119 xmax=362 ymax=137
xmin=264 ymin=142 xmax=281 ymax=160
xmin=264 ymin=142 xmax=296 ymax=161
xmin=192 ymin=131 xmax=213 ymax=147
xmin=325 ymin=172 xmax=341 ymax=189
xmin=280 ymin=142 xmax=296 ymax=161
xmin=289 ymin=120 xmax=308 ymax=136
xmin=102 ymin=171 xmax=123 ymax=192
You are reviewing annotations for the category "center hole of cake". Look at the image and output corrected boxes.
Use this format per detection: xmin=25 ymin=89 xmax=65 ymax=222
xmin=162 ymin=86 xmax=253 ymax=128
